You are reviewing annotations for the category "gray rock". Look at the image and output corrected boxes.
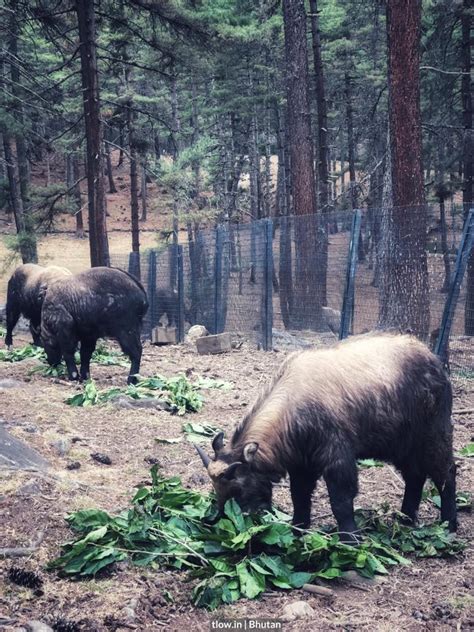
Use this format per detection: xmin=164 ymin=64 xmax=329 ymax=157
xmin=185 ymin=325 xmax=209 ymax=343
xmin=281 ymin=601 xmax=315 ymax=622
xmin=0 ymin=379 xmax=22 ymax=389
xmin=23 ymin=424 xmax=38 ymax=433
xmin=112 ymin=396 xmax=173 ymax=411
xmin=17 ymin=479 xmax=41 ymax=496
xmin=50 ymin=438 xmax=71 ymax=457
xmin=322 ymin=306 xmax=341 ymax=335
xmin=0 ymin=423 xmax=49 ymax=471
xmin=25 ymin=621 xmax=54 ymax=632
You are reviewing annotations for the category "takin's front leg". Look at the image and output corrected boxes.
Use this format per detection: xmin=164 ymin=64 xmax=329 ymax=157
xmin=116 ymin=330 xmax=143 ymax=384
xmin=289 ymin=468 xmax=318 ymax=530
xmin=324 ymin=455 xmax=359 ymax=544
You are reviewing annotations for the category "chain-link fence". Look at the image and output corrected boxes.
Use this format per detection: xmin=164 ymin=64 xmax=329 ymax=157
xmin=111 ymin=204 xmax=473 ymax=377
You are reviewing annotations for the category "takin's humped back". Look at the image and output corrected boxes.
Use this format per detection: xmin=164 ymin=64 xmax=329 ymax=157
xmin=196 ymin=332 xmax=457 ymax=542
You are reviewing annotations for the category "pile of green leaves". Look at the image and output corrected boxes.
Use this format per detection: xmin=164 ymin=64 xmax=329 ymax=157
xmin=65 ymin=375 xmax=204 ymax=415
xmin=459 ymin=443 xmax=474 ymax=458
xmin=0 ymin=344 xmax=45 ymax=362
xmin=49 ymin=468 xmax=465 ymax=610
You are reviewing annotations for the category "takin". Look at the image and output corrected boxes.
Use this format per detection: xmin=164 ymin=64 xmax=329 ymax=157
xmin=41 ymin=267 xmax=148 ymax=384
xmin=5 ymin=263 xmax=72 ymax=348
xmin=195 ymin=332 xmax=457 ymax=542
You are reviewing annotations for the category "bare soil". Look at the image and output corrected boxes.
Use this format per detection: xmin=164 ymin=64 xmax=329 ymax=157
xmin=0 ymin=332 xmax=473 ymax=632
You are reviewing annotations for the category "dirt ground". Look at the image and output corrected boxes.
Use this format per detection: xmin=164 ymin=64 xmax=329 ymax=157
xmin=0 ymin=332 xmax=473 ymax=632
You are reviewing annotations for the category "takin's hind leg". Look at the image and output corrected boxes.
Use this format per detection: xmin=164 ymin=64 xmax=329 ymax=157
xmin=430 ymin=462 xmax=457 ymax=532
xmin=399 ymin=468 xmax=427 ymax=526
xmin=79 ymin=337 xmax=97 ymax=381
xmin=323 ymin=456 xmax=359 ymax=543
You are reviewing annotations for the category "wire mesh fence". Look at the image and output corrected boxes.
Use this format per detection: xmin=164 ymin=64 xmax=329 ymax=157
xmin=109 ymin=204 xmax=473 ymax=378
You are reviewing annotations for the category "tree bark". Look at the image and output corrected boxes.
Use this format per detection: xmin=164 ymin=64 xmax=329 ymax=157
xmin=67 ymin=153 xmax=85 ymax=238
xmin=282 ymin=0 xmax=325 ymax=328
xmin=76 ymin=0 xmax=110 ymax=267
xmin=380 ymin=0 xmax=429 ymax=337
xmin=309 ymin=0 xmax=330 ymax=211
xmin=105 ymin=129 xmax=117 ymax=194
xmin=461 ymin=0 xmax=473 ymax=333
xmin=140 ymin=162 xmax=147 ymax=221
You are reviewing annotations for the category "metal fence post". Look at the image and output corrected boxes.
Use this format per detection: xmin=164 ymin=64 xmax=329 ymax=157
xmin=263 ymin=218 xmax=274 ymax=350
xmin=147 ymin=250 xmax=157 ymax=329
xmin=339 ymin=209 xmax=362 ymax=340
xmin=435 ymin=208 xmax=474 ymax=364
xmin=177 ymin=244 xmax=185 ymax=343
xmin=214 ymin=225 xmax=224 ymax=334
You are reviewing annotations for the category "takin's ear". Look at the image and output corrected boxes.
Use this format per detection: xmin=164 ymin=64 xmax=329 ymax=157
xmin=212 ymin=431 xmax=225 ymax=454
xmin=242 ymin=442 xmax=259 ymax=463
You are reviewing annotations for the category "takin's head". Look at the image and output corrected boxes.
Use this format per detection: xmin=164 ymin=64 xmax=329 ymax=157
xmin=195 ymin=432 xmax=273 ymax=513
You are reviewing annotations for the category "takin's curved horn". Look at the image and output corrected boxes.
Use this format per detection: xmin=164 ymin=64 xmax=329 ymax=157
xmin=194 ymin=443 xmax=211 ymax=469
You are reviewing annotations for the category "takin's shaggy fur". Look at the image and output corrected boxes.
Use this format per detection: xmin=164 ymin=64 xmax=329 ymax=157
xmin=196 ymin=332 xmax=457 ymax=542
xmin=41 ymin=267 xmax=148 ymax=384
xmin=5 ymin=263 xmax=72 ymax=348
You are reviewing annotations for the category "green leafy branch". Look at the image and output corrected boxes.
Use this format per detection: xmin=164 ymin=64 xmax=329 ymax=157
xmin=49 ymin=467 xmax=465 ymax=610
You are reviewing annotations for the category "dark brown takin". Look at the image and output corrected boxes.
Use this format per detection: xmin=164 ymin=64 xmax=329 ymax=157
xmin=195 ymin=332 xmax=457 ymax=542
xmin=41 ymin=267 xmax=148 ymax=384
xmin=5 ymin=263 xmax=72 ymax=348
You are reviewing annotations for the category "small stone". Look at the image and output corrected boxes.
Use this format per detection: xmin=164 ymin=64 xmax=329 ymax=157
xmin=186 ymin=325 xmax=209 ymax=343
xmin=144 ymin=456 xmax=160 ymax=465
xmin=25 ymin=620 xmax=54 ymax=632
xmin=281 ymin=601 xmax=315 ymax=622
xmin=91 ymin=452 xmax=112 ymax=465
xmin=66 ymin=461 xmax=81 ymax=470
xmin=0 ymin=379 xmax=22 ymax=389
xmin=17 ymin=480 xmax=41 ymax=496
xmin=23 ymin=425 xmax=38 ymax=434
xmin=50 ymin=438 xmax=71 ymax=457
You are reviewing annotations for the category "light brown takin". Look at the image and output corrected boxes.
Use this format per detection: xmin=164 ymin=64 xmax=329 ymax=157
xmin=5 ymin=263 xmax=72 ymax=348
xmin=195 ymin=332 xmax=457 ymax=542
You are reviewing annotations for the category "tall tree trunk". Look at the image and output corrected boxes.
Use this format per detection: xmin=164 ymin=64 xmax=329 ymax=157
xmin=461 ymin=0 xmax=473 ymax=333
xmin=76 ymin=0 xmax=109 ymax=267
xmin=127 ymin=102 xmax=140 ymax=277
xmin=7 ymin=2 xmax=37 ymax=262
xmin=344 ymin=70 xmax=357 ymax=210
xmin=381 ymin=0 xmax=429 ymax=337
xmin=140 ymin=162 xmax=147 ymax=221
xmin=309 ymin=0 xmax=330 ymax=211
xmin=282 ymin=0 xmax=325 ymax=328
xmin=2 ymin=135 xmax=34 ymax=262
xmin=67 ymin=153 xmax=85 ymax=238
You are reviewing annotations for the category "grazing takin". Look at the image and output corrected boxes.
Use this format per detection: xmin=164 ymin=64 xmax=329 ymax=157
xmin=5 ymin=263 xmax=72 ymax=348
xmin=41 ymin=267 xmax=148 ymax=384
xmin=195 ymin=333 xmax=457 ymax=542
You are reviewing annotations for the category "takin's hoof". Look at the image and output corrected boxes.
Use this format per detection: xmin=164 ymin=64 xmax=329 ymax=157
xmin=127 ymin=374 xmax=139 ymax=385
xmin=338 ymin=531 xmax=363 ymax=546
xmin=68 ymin=372 xmax=80 ymax=381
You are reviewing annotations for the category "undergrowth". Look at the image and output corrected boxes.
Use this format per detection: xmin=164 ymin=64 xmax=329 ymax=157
xmin=49 ymin=467 xmax=465 ymax=610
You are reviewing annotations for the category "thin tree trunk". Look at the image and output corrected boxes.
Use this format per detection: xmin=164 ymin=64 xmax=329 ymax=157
xmin=105 ymin=129 xmax=117 ymax=194
xmin=117 ymin=123 xmax=125 ymax=167
xmin=67 ymin=153 xmax=85 ymax=238
xmin=461 ymin=0 xmax=473 ymax=333
xmin=7 ymin=2 xmax=37 ymax=262
xmin=127 ymin=102 xmax=140 ymax=277
xmin=309 ymin=0 xmax=330 ymax=211
xmin=439 ymin=195 xmax=451 ymax=293
xmin=76 ymin=0 xmax=109 ymax=267
xmin=380 ymin=0 xmax=429 ymax=337
xmin=344 ymin=70 xmax=357 ymax=210
xmin=140 ymin=162 xmax=147 ymax=221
